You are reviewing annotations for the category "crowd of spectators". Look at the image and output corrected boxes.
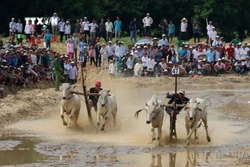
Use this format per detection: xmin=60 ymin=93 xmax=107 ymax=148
xmin=2 ymin=13 xmax=250 ymax=98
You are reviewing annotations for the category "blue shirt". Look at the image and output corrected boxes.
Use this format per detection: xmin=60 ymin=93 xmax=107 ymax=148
xmin=80 ymin=42 xmax=87 ymax=52
xmin=178 ymin=49 xmax=187 ymax=57
xmin=44 ymin=33 xmax=52 ymax=43
xmin=168 ymin=24 xmax=175 ymax=34
xmin=114 ymin=20 xmax=122 ymax=31
xmin=206 ymin=51 xmax=215 ymax=62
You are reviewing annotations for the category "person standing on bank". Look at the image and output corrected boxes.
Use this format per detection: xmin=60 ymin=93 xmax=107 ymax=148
xmin=98 ymin=19 xmax=107 ymax=42
xmin=44 ymin=29 xmax=52 ymax=50
xmin=58 ymin=18 xmax=65 ymax=42
xmin=142 ymin=13 xmax=153 ymax=38
xmin=178 ymin=17 xmax=188 ymax=41
xmin=54 ymin=53 xmax=62 ymax=91
xmin=129 ymin=17 xmax=137 ymax=43
xmin=50 ymin=13 xmax=60 ymax=36
xmin=193 ymin=19 xmax=200 ymax=43
xmin=114 ymin=17 xmax=122 ymax=41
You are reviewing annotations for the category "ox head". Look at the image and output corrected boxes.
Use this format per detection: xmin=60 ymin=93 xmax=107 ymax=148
xmin=184 ymin=98 xmax=201 ymax=121
xmin=62 ymin=83 xmax=75 ymax=100
xmin=145 ymin=95 xmax=160 ymax=124
xmin=99 ymin=90 xmax=110 ymax=107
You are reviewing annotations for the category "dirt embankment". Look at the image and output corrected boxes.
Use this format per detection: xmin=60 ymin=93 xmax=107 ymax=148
xmin=0 ymin=81 xmax=61 ymax=128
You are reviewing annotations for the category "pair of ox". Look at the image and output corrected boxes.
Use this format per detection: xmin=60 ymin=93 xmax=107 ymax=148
xmin=135 ymin=95 xmax=211 ymax=146
xmin=60 ymin=83 xmax=117 ymax=133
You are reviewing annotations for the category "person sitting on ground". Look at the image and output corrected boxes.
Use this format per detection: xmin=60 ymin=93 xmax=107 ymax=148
xmin=88 ymin=81 xmax=103 ymax=112
xmin=214 ymin=58 xmax=225 ymax=76
xmin=165 ymin=89 xmax=189 ymax=115
xmin=234 ymin=59 xmax=245 ymax=75
xmin=134 ymin=59 xmax=143 ymax=77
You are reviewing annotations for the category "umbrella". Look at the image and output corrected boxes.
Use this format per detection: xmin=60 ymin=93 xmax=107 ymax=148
xmin=135 ymin=39 xmax=152 ymax=45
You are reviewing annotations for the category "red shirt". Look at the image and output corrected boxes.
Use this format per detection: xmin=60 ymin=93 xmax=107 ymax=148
xmin=226 ymin=47 xmax=234 ymax=57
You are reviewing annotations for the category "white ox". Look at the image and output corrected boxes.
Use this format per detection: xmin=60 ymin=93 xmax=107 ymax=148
xmin=135 ymin=95 xmax=165 ymax=146
xmin=96 ymin=90 xmax=118 ymax=133
xmin=61 ymin=83 xmax=81 ymax=128
xmin=183 ymin=97 xmax=211 ymax=146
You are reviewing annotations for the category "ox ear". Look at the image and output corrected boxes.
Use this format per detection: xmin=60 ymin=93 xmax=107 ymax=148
xmin=107 ymin=90 xmax=110 ymax=93
xmin=183 ymin=106 xmax=189 ymax=110
xmin=72 ymin=85 xmax=76 ymax=89
xmin=197 ymin=108 xmax=202 ymax=112
xmin=145 ymin=103 xmax=148 ymax=106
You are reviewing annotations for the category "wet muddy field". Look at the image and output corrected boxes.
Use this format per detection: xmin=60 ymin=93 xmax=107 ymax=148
xmin=1 ymin=82 xmax=250 ymax=167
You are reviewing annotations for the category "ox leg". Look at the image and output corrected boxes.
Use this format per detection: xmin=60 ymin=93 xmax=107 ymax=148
xmin=96 ymin=111 xmax=101 ymax=133
xmin=151 ymin=127 xmax=156 ymax=141
xmin=157 ymin=127 xmax=162 ymax=146
xmin=202 ymin=118 xmax=211 ymax=142
xmin=112 ymin=112 xmax=117 ymax=129
xmin=185 ymin=117 xmax=190 ymax=136
xmin=68 ymin=109 xmax=76 ymax=128
xmin=61 ymin=107 xmax=67 ymax=126
xmin=186 ymin=121 xmax=199 ymax=146
xmin=101 ymin=109 xmax=112 ymax=131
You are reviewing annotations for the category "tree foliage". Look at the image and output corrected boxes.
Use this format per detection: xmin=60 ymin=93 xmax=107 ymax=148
xmin=0 ymin=0 xmax=249 ymax=41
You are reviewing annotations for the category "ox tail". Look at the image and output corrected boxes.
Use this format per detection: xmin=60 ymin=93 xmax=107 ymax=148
xmin=134 ymin=108 xmax=145 ymax=119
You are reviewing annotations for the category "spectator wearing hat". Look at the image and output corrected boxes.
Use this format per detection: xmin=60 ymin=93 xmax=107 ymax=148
xmin=105 ymin=18 xmax=113 ymax=42
xmin=142 ymin=13 xmax=153 ymax=38
xmin=9 ymin=18 xmax=16 ymax=38
xmin=100 ymin=43 xmax=108 ymax=69
xmin=82 ymin=17 xmax=90 ymax=41
xmin=98 ymin=19 xmax=107 ymax=42
xmin=193 ymin=20 xmax=200 ymax=43
xmin=126 ymin=54 xmax=134 ymax=77
xmin=53 ymin=54 xmax=61 ymax=91
xmin=159 ymin=34 xmax=168 ymax=46
xmin=44 ymin=29 xmax=52 ymax=50
xmin=106 ymin=41 xmax=115 ymax=63
xmin=209 ymin=27 xmax=217 ymax=46
xmin=134 ymin=59 xmax=143 ymax=77
xmin=206 ymin=21 xmax=213 ymax=44
xmin=168 ymin=20 xmax=175 ymax=42
xmin=234 ymin=59 xmax=245 ymax=75
xmin=245 ymin=57 xmax=250 ymax=71
xmin=63 ymin=58 xmax=70 ymax=83
xmin=64 ymin=21 xmax=71 ymax=41
xmin=212 ymin=36 xmax=221 ymax=47
xmin=159 ymin=58 xmax=169 ymax=76
xmin=114 ymin=17 xmax=122 ymax=41
xmin=58 ymin=18 xmax=65 ymax=42
xmin=179 ymin=17 xmax=188 ymax=40
xmin=129 ymin=17 xmax=137 ymax=43
xmin=152 ymin=37 xmax=158 ymax=47
xmin=68 ymin=61 xmax=77 ymax=84
xmin=231 ymin=34 xmax=241 ymax=45
xmin=115 ymin=41 xmax=123 ymax=61
xmin=50 ymin=13 xmax=60 ymax=36
xmin=214 ymin=58 xmax=225 ymax=75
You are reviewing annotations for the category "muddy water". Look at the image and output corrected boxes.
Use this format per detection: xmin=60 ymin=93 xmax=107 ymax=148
xmin=1 ymin=84 xmax=250 ymax=166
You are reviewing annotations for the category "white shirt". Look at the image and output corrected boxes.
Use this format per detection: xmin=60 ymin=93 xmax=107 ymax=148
xmin=159 ymin=62 xmax=167 ymax=70
xmin=108 ymin=63 xmax=116 ymax=74
xmin=89 ymin=23 xmax=98 ymax=32
xmin=240 ymin=48 xmax=248 ymax=60
xmin=100 ymin=47 xmax=107 ymax=59
xmin=235 ymin=48 xmax=241 ymax=60
xmin=134 ymin=62 xmax=143 ymax=76
xmin=24 ymin=24 xmax=34 ymax=34
xmin=64 ymin=24 xmax=71 ymax=34
xmin=58 ymin=21 xmax=65 ymax=32
xmin=82 ymin=21 xmax=89 ymax=31
xmin=142 ymin=56 xmax=148 ymax=67
xmin=215 ymin=51 xmax=220 ymax=61
xmin=215 ymin=62 xmax=225 ymax=69
xmin=51 ymin=17 xmax=59 ymax=26
xmin=180 ymin=22 xmax=187 ymax=32
xmin=64 ymin=63 xmax=70 ymax=75
xmin=30 ymin=54 xmax=37 ymax=65
xmin=146 ymin=58 xmax=156 ymax=71
xmin=16 ymin=23 xmax=23 ymax=33
xmin=159 ymin=39 xmax=168 ymax=46
xmin=68 ymin=66 xmax=78 ymax=80
xmin=245 ymin=60 xmax=250 ymax=68
xmin=115 ymin=45 xmax=124 ymax=58
xmin=142 ymin=17 xmax=153 ymax=27
xmin=106 ymin=45 xmax=114 ymax=56
xmin=105 ymin=22 xmax=113 ymax=32
xmin=207 ymin=25 xmax=213 ymax=35
xmin=210 ymin=31 xmax=217 ymax=40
